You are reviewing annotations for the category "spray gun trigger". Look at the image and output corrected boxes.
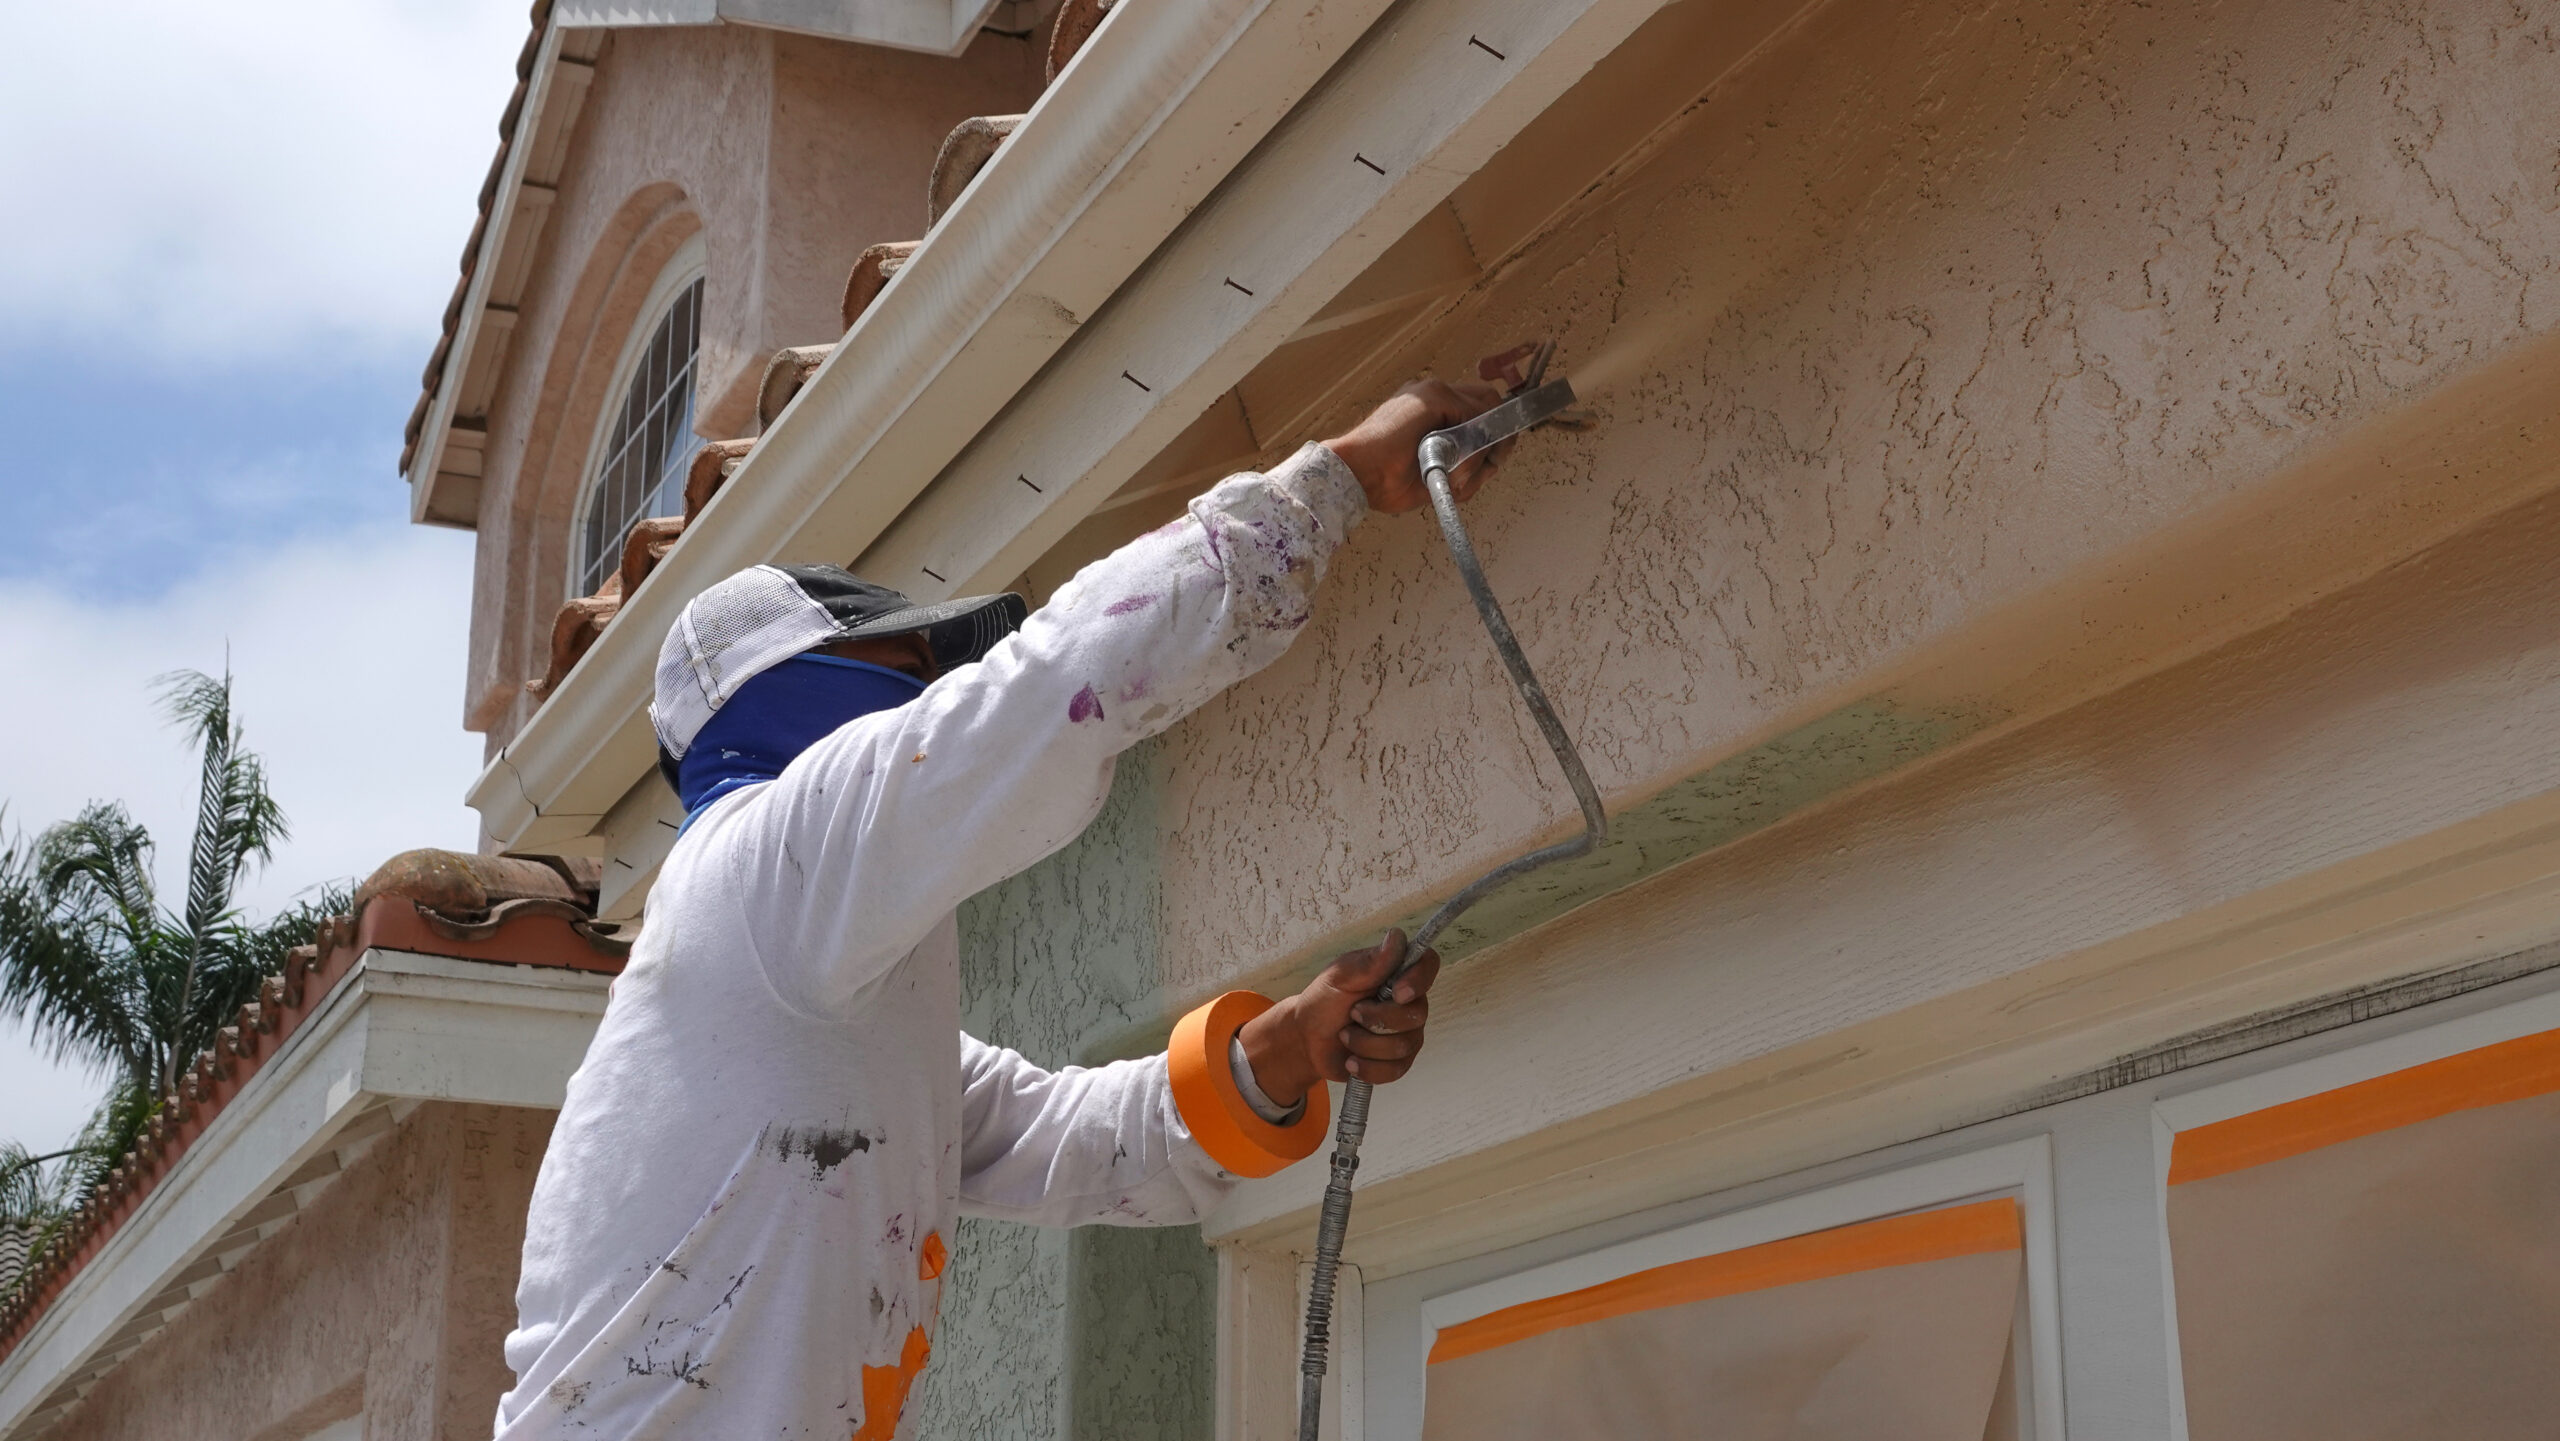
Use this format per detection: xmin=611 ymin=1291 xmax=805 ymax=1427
xmin=1478 ymin=340 xmax=1549 ymax=396
xmin=1522 ymin=339 xmax=1555 ymax=392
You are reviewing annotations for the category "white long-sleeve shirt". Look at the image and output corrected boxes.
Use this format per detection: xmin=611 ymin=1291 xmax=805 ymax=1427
xmin=495 ymin=445 xmax=1365 ymax=1441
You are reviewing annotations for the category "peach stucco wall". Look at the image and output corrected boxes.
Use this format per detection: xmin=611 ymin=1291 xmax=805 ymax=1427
xmin=1142 ymin=0 xmax=2560 ymax=999
xmin=465 ymin=25 xmax=1044 ymax=747
xmin=47 ymin=1105 xmax=550 ymax=1441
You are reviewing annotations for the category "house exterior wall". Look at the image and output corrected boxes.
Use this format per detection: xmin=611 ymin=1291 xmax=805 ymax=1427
xmin=1145 ymin=0 xmax=2560 ymax=1007
xmin=913 ymin=741 xmax=1219 ymax=1441
xmin=374 ymin=0 xmax=2560 ymax=1436
xmin=462 ymin=25 xmax=1043 ymax=748
xmin=901 ymin=0 xmax=2560 ymax=1429
xmin=44 ymin=1105 xmax=551 ymax=1441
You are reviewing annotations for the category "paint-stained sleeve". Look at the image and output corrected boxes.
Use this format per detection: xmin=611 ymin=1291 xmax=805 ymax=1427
xmin=954 ymin=1033 xmax=1239 ymax=1226
xmin=719 ymin=444 xmax=1367 ymax=1020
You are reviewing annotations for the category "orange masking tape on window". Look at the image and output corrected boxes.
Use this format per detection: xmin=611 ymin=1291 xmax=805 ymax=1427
xmin=1167 ymin=991 xmax=1330 ymax=1179
xmin=1428 ymin=1197 xmax=2023 ymax=1365
xmin=2169 ymin=1025 xmax=2560 ymax=1185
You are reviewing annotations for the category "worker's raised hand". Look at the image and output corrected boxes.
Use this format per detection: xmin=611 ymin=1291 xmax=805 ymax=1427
xmin=1322 ymin=379 xmax=1509 ymax=515
xmin=1236 ymin=930 xmax=1440 ymax=1107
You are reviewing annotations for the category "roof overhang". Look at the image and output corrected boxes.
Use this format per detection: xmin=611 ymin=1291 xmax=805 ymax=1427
xmin=402 ymin=2 xmax=1058 ymax=527
xmin=0 ymin=953 xmax=610 ymax=1438
xmin=467 ymin=0 xmax=1690 ymax=859
xmin=403 ymin=18 xmax=604 ymax=529
xmin=552 ymin=0 xmax=1016 ymax=57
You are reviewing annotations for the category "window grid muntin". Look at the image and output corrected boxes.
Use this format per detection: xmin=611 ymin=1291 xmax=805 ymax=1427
xmin=578 ymin=276 xmax=704 ymax=596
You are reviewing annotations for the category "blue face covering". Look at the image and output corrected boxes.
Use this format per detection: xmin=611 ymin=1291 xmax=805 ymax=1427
xmin=676 ymin=653 xmax=928 ymax=827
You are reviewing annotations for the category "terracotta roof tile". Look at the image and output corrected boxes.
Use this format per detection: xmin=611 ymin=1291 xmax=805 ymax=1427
xmin=0 ymin=848 xmax=624 ymax=1361
xmin=467 ymin=0 xmax=1096 ymax=722
xmin=925 ymin=115 xmax=1024 ymax=228
xmin=1046 ymin=0 xmax=1118 ymax=83
xmin=756 ymin=345 xmax=836 ymax=431
xmin=400 ymin=0 xmax=554 ymax=477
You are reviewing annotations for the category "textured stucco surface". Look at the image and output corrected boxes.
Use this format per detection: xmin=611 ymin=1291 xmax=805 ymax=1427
xmin=911 ymin=742 xmax=1218 ymax=1441
xmin=467 ymin=26 xmax=1044 ymax=746
xmin=45 ymin=1104 xmax=550 ymax=1441
xmin=1153 ymin=0 xmax=2560 ymax=998
xmin=417 ymin=0 xmax=2560 ymax=1431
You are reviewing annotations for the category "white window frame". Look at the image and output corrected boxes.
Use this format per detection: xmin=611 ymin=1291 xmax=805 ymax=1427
xmin=1334 ymin=956 xmax=2560 ymax=1441
xmin=570 ymin=232 xmax=709 ymax=597
xmin=2145 ymin=966 xmax=2560 ymax=1441
xmin=2154 ymin=974 xmax=2560 ymax=1134
xmin=1362 ymin=1138 xmax=2065 ymax=1441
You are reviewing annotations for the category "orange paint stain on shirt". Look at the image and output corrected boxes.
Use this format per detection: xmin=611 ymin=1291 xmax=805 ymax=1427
xmin=919 ymin=1231 xmax=948 ymax=1280
xmin=850 ymin=1327 xmax=931 ymax=1441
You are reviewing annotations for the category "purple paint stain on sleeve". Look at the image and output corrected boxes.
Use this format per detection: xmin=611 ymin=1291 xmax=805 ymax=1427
xmin=1068 ymin=685 xmax=1106 ymax=723
xmin=1104 ymin=594 xmax=1158 ymax=616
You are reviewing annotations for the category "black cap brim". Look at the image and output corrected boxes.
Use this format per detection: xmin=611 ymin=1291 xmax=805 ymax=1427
xmin=834 ymin=591 xmax=1028 ymax=672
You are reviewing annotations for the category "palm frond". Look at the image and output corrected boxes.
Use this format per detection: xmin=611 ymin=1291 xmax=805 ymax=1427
xmin=157 ymin=670 xmax=243 ymax=937
xmin=1 ymin=670 xmax=322 ymax=1260
xmin=0 ymin=817 xmax=157 ymax=1086
xmin=0 ymin=1140 xmax=72 ymax=1304
xmin=34 ymin=804 xmax=158 ymax=940
xmin=53 ymin=1085 xmax=157 ymax=1205
xmin=154 ymin=669 xmax=292 ymax=1092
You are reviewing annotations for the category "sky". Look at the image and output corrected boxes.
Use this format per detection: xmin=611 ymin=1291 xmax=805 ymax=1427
xmin=0 ymin=1 xmax=528 ymax=1154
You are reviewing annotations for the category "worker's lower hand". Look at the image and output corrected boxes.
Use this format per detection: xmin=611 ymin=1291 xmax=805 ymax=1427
xmin=1236 ymin=931 xmax=1440 ymax=1107
xmin=1323 ymin=380 xmax=1509 ymax=515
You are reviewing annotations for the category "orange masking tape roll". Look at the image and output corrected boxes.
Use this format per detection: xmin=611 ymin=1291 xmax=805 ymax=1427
xmin=1168 ymin=991 xmax=1331 ymax=1179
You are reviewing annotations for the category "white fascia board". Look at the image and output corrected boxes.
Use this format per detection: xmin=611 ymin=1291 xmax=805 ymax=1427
xmin=553 ymin=1 xmax=1002 ymax=56
xmin=857 ymin=0 xmax=1684 ymax=598
xmin=404 ymin=23 xmax=570 ymax=526
xmin=0 ymin=954 xmax=609 ymax=1437
xmin=467 ymin=0 xmax=1406 ymax=850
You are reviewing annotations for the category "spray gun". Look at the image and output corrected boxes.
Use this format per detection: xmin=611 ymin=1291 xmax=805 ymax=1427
xmin=1296 ymin=343 xmax=1608 ymax=1441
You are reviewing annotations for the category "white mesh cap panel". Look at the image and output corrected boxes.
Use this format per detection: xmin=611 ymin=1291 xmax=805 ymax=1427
xmin=650 ymin=564 xmax=840 ymax=759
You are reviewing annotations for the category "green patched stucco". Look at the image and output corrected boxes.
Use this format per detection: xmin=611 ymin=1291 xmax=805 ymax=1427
xmin=913 ymin=699 xmax=1982 ymax=1440
xmin=1412 ymin=697 xmax=1986 ymax=960
xmin=914 ymin=740 xmax=1216 ymax=1441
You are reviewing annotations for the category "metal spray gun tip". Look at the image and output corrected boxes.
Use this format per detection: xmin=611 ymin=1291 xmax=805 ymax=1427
xmin=1422 ymin=376 xmax=1580 ymax=477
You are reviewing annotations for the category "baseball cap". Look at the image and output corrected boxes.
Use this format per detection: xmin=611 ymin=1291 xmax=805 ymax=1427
xmin=652 ymin=563 xmax=1026 ymax=763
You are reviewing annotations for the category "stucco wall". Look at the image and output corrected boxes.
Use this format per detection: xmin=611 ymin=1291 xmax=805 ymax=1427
xmin=911 ymin=741 xmax=1219 ymax=1441
xmin=1146 ymin=0 xmax=2560 ymax=1000
xmin=46 ymin=1104 xmax=550 ymax=1441
xmin=465 ymin=25 xmax=1045 ymax=748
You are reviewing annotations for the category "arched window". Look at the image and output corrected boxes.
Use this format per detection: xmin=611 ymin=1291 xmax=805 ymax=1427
xmin=576 ymin=262 xmax=705 ymax=596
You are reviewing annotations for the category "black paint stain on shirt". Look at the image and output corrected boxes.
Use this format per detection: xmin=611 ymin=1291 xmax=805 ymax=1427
xmin=770 ymin=1125 xmax=873 ymax=1182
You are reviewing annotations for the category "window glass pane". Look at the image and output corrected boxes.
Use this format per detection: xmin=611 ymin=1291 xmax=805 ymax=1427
xmin=1424 ymin=1200 xmax=2023 ymax=1441
xmin=2167 ymin=1030 xmax=2560 ymax=1441
xmin=578 ymin=276 xmax=705 ymax=595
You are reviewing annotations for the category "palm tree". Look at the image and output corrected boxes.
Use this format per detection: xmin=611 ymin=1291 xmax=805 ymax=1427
xmin=0 ymin=670 xmax=345 ymax=1297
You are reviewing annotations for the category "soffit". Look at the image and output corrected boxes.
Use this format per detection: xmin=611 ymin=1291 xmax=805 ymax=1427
xmin=402 ymin=10 xmax=606 ymax=530
xmin=552 ymin=0 xmax=1014 ymax=57
xmin=467 ymin=0 xmax=1707 ymax=858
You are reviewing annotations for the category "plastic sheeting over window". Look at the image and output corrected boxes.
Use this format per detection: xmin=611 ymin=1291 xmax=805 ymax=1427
xmin=2168 ymin=1027 xmax=2560 ymax=1441
xmin=1422 ymin=1199 xmax=2025 ymax=1441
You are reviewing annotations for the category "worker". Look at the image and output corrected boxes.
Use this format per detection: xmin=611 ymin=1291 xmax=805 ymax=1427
xmin=493 ymin=379 xmax=1510 ymax=1439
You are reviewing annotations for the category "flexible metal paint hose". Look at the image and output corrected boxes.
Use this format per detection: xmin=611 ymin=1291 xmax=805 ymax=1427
xmin=1297 ymin=375 xmax=1607 ymax=1441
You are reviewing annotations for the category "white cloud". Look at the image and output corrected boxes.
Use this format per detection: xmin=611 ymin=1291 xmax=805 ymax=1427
xmin=0 ymin=523 xmax=487 ymax=1149
xmin=0 ymin=0 xmax=528 ymax=359
xmin=0 ymin=1019 xmax=116 ymax=1157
